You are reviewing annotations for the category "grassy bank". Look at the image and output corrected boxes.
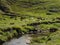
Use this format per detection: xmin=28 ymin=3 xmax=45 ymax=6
xmin=0 ymin=0 xmax=60 ymax=45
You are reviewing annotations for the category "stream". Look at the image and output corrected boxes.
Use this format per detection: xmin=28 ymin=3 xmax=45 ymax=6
xmin=3 ymin=35 xmax=31 ymax=45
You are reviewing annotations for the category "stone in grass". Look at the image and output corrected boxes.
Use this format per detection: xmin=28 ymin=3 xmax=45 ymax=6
xmin=28 ymin=30 xmax=38 ymax=34
xmin=49 ymin=28 xmax=58 ymax=33
xmin=26 ymin=37 xmax=31 ymax=44
xmin=49 ymin=9 xmax=60 ymax=12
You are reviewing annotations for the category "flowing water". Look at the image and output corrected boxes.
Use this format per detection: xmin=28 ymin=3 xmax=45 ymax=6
xmin=3 ymin=35 xmax=31 ymax=45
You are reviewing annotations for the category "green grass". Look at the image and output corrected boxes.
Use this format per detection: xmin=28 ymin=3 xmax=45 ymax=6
xmin=0 ymin=0 xmax=60 ymax=45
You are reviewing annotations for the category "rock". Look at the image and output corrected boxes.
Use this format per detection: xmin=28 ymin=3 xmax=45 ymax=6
xmin=49 ymin=28 xmax=58 ymax=33
xmin=26 ymin=37 xmax=31 ymax=44
xmin=49 ymin=9 xmax=60 ymax=12
xmin=26 ymin=39 xmax=30 ymax=44
xmin=29 ymin=30 xmax=38 ymax=34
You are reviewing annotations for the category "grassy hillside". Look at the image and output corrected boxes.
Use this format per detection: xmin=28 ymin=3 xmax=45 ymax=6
xmin=0 ymin=0 xmax=60 ymax=45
